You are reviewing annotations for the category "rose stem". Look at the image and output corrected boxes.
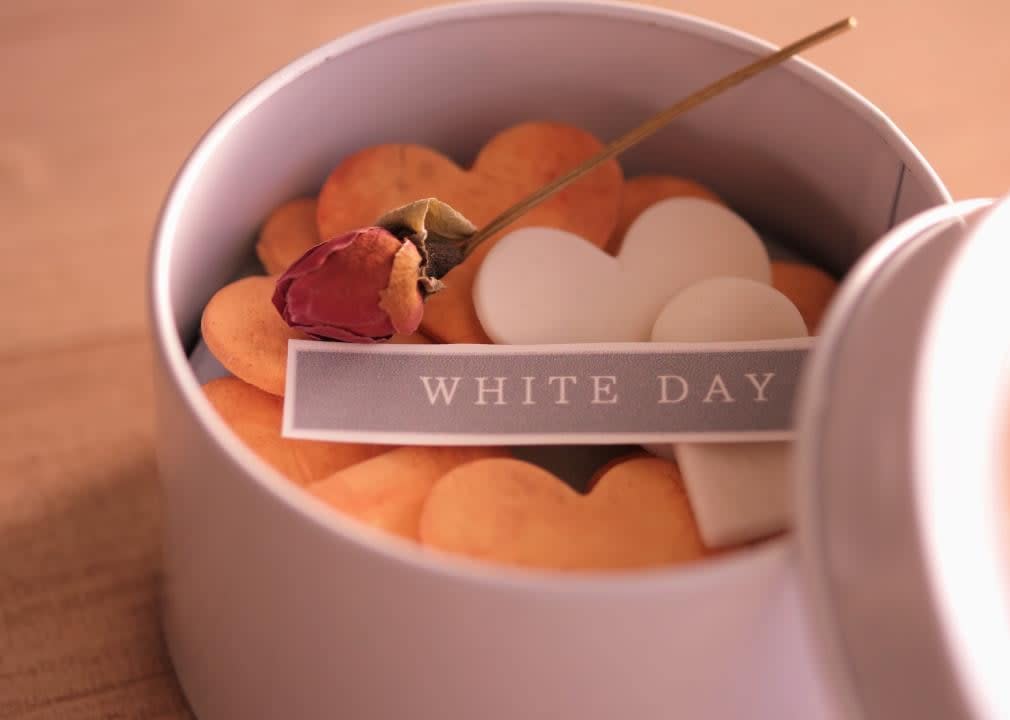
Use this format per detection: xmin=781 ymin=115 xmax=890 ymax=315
xmin=462 ymin=16 xmax=857 ymax=257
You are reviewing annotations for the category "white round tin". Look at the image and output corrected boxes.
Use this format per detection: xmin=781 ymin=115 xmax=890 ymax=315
xmin=148 ymin=3 xmax=1006 ymax=719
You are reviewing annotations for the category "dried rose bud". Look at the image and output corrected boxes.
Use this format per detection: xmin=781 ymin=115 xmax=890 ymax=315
xmin=273 ymin=227 xmax=425 ymax=342
xmin=272 ymin=198 xmax=477 ymax=343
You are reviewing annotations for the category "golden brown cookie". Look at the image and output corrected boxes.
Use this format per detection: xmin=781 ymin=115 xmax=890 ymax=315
xmin=308 ymin=446 xmax=506 ymax=540
xmin=584 ymin=451 xmax=651 ymax=492
xmin=255 ymin=197 xmax=320 ymax=275
xmin=419 ymin=456 xmax=708 ymax=571
xmin=771 ymin=261 xmax=838 ymax=334
xmin=203 ymin=376 xmax=388 ymax=485
xmin=316 ymin=122 xmax=624 ymax=343
xmin=388 ymin=332 xmax=433 ymax=344
xmin=201 ymin=275 xmax=304 ymax=396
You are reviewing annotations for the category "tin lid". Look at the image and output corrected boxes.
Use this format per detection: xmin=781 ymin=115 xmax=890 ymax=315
xmin=795 ymin=196 xmax=1010 ymax=719
xmin=915 ymin=196 xmax=1010 ymax=718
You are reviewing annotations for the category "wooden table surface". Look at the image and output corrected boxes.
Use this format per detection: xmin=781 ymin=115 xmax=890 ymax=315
xmin=1 ymin=1 xmax=1007 ymax=717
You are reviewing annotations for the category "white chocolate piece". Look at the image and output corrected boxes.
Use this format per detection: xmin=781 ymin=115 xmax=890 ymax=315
xmin=651 ymin=275 xmax=807 ymax=342
xmin=475 ymin=197 xmax=771 ymax=344
xmin=676 ymin=442 xmax=792 ymax=544
xmin=649 ymin=277 xmax=808 ymax=548
xmin=477 ymin=228 xmax=622 ymax=343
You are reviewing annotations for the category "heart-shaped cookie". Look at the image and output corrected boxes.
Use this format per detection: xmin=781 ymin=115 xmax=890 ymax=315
xmin=771 ymin=261 xmax=838 ymax=334
xmin=202 ymin=276 xmax=309 ymax=396
xmin=650 ymin=277 xmax=807 ymax=548
xmin=256 ymin=196 xmax=320 ymax=275
xmin=419 ymin=456 xmax=708 ymax=571
xmin=203 ymin=376 xmax=388 ymax=485
xmin=308 ymin=446 xmax=505 ymax=540
xmin=474 ymin=197 xmax=771 ymax=344
xmin=316 ymin=122 xmax=623 ymax=343
xmin=201 ymin=275 xmax=431 ymax=395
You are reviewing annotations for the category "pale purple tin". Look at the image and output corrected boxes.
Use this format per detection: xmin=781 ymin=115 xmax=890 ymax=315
xmin=149 ymin=3 xmax=1009 ymax=719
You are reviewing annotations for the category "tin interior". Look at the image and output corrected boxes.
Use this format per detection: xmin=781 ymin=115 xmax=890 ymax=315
xmin=157 ymin=0 xmax=946 ymax=551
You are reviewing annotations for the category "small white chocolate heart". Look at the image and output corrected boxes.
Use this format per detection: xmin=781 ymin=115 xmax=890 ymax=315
xmin=474 ymin=197 xmax=771 ymax=344
xmin=649 ymin=276 xmax=808 ymax=548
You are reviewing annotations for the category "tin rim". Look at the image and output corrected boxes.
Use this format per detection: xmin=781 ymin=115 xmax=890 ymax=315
xmin=149 ymin=0 xmax=949 ymax=591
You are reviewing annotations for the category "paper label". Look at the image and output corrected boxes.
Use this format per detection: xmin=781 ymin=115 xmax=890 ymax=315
xmin=282 ymin=338 xmax=813 ymax=445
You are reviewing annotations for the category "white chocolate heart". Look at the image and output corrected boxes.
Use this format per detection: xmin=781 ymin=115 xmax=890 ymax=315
xmin=474 ymin=197 xmax=771 ymax=344
xmin=649 ymin=277 xmax=808 ymax=548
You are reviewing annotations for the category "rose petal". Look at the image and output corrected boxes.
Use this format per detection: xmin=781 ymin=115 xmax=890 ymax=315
xmin=377 ymin=241 xmax=424 ymax=335
xmin=273 ymin=227 xmax=406 ymax=342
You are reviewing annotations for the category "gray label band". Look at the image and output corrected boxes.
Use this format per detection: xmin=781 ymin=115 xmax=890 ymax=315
xmin=282 ymin=338 xmax=813 ymax=445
